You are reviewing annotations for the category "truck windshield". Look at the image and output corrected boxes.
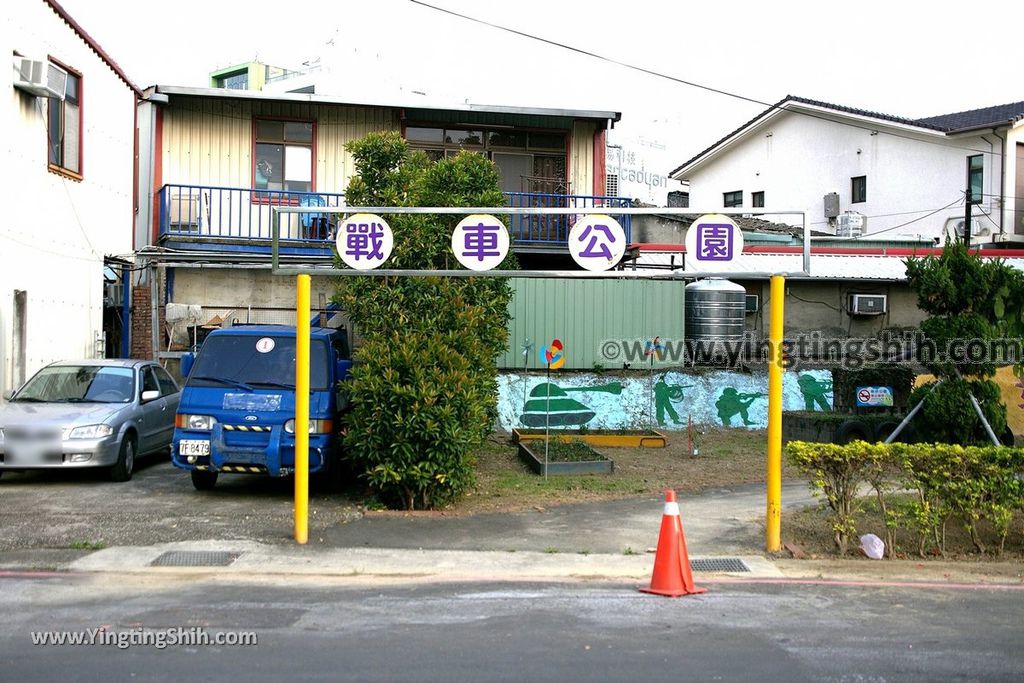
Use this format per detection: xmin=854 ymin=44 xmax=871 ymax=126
xmin=187 ymin=336 xmax=330 ymax=390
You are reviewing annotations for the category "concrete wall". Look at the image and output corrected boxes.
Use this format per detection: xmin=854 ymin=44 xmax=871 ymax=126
xmin=679 ymin=107 xmax=1003 ymax=241
xmin=2 ymin=0 xmax=136 ymax=394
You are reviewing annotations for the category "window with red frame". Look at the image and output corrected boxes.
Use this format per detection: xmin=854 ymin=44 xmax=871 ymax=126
xmin=254 ymin=120 xmax=313 ymax=192
xmin=48 ymin=68 xmax=81 ymax=175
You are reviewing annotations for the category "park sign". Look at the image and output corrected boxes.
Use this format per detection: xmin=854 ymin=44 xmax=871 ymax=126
xmin=336 ymin=213 xmax=394 ymax=270
xmin=855 ymin=386 xmax=894 ymax=407
xmin=684 ymin=214 xmax=744 ymax=267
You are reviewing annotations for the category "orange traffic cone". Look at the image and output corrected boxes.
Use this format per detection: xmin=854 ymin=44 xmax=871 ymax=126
xmin=640 ymin=490 xmax=706 ymax=597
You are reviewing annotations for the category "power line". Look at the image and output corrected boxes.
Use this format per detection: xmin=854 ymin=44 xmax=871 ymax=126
xmin=850 ymin=196 xmax=965 ymax=239
xmin=408 ymin=1 xmax=1009 ymax=160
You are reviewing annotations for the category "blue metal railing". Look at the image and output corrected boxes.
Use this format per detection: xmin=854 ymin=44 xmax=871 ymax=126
xmin=504 ymin=192 xmax=632 ymax=245
xmin=159 ymin=185 xmax=632 ymax=248
xmin=160 ymin=184 xmax=347 ymax=244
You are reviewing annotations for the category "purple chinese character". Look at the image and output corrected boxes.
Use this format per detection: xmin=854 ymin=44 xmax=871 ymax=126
xmin=461 ymin=222 xmax=502 ymax=262
xmin=344 ymin=222 xmax=385 ymax=261
xmin=577 ymin=224 xmax=617 ymax=259
xmin=696 ymin=223 xmax=734 ymax=261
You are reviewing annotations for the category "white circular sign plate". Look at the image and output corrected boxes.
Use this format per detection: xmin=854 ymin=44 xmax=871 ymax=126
xmin=567 ymin=214 xmax=626 ymax=271
xmin=451 ymin=214 xmax=509 ymax=271
xmin=336 ymin=213 xmax=394 ymax=270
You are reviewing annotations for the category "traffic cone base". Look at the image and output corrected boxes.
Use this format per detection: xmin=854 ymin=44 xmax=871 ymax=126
xmin=640 ymin=490 xmax=706 ymax=597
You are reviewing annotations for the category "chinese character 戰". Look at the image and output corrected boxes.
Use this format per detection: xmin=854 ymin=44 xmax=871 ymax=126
xmin=461 ymin=222 xmax=503 ymax=262
xmin=344 ymin=222 xmax=386 ymax=262
xmin=696 ymin=223 xmax=733 ymax=261
xmin=577 ymin=223 xmax=617 ymax=259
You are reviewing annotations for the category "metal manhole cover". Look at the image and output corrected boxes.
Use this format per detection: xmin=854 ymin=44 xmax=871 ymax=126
xmin=150 ymin=551 xmax=240 ymax=567
xmin=690 ymin=558 xmax=749 ymax=573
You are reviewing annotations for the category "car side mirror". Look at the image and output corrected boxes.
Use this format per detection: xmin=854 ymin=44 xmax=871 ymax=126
xmin=141 ymin=390 xmax=160 ymax=403
xmin=180 ymin=352 xmax=196 ymax=378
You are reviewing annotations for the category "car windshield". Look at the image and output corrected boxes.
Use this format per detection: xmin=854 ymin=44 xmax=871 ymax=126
xmin=187 ymin=336 xmax=330 ymax=390
xmin=15 ymin=366 xmax=135 ymax=403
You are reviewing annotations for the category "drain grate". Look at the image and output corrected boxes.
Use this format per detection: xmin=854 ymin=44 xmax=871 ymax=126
xmin=150 ymin=551 xmax=240 ymax=567
xmin=690 ymin=557 xmax=749 ymax=573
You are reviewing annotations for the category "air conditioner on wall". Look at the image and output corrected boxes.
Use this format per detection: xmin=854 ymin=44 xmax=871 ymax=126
xmin=848 ymin=294 xmax=887 ymax=316
xmin=12 ymin=57 xmax=67 ymax=100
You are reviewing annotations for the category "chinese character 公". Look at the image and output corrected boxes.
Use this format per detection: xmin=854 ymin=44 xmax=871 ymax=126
xmin=577 ymin=223 xmax=617 ymax=259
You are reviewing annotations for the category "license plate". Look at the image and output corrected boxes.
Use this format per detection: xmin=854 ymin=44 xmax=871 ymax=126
xmin=178 ymin=440 xmax=210 ymax=457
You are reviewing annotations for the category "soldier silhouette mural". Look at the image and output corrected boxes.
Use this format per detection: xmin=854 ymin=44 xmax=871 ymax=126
xmin=797 ymin=373 xmax=833 ymax=411
xmin=653 ymin=374 xmax=693 ymax=427
xmin=716 ymin=387 xmax=764 ymax=427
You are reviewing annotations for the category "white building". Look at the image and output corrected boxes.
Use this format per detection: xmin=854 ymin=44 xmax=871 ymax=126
xmin=3 ymin=0 xmax=139 ymax=394
xmin=670 ymin=96 xmax=1024 ymax=243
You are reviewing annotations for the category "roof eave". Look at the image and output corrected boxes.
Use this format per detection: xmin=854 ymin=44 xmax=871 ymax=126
xmin=151 ymin=85 xmax=621 ymax=122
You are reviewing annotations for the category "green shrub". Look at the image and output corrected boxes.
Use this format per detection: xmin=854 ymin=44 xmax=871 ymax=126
xmin=908 ymin=378 xmax=1006 ymax=446
xmin=787 ymin=440 xmax=1024 ymax=556
xmin=336 ymin=132 xmax=516 ymax=509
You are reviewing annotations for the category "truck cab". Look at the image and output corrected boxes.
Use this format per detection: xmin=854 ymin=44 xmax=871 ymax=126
xmin=171 ymin=324 xmax=352 ymax=490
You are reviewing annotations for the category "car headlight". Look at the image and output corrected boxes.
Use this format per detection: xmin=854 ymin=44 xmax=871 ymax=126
xmin=284 ymin=419 xmax=333 ymax=435
xmin=175 ymin=414 xmax=217 ymax=431
xmin=66 ymin=424 xmax=114 ymax=439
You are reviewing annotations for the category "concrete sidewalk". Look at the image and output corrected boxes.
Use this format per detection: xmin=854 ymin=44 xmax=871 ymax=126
xmin=2 ymin=480 xmax=1021 ymax=587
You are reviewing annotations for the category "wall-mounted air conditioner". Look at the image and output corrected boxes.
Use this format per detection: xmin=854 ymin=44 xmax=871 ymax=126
xmin=848 ymin=294 xmax=887 ymax=316
xmin=12 ymin=57 xmax=67 ymax=100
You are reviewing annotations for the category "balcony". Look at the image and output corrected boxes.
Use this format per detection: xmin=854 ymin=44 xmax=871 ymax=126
xmin=158 ymin=184 xmax=632 ymax=256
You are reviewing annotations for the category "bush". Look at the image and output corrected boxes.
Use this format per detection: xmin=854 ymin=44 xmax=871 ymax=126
xmin=908 ymin=378 xmax=1006 ymax=446
xmin=336 ymin=132 xmax=515 ymax=509
xmin=787 ymin=440 xmax=1024 ymax=556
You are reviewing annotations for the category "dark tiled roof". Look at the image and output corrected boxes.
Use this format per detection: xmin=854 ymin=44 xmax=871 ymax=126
xmin=670 ymin=95 xmax=955 ymax=179
xmin=914 ymin=101 xmax=1024 ymax=132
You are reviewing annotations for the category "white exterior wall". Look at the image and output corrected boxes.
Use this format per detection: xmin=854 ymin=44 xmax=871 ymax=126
xmin=2 ymin=1 xmax=136 ymax=395
xmin=682 ymin=110 xmax=1005 ymax=241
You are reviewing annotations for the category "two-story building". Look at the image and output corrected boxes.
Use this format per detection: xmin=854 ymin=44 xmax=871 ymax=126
xmin=133 ymin=85 xmax=626 ymax=358
xmin=3 ymin=0 xmax=140 ymax=395
xmin=669 ymin=96 xmax=1024 ymax=243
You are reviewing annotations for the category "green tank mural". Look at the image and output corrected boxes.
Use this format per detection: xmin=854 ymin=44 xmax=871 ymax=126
xmin=497 ymin=369 xmax=833 ymax=431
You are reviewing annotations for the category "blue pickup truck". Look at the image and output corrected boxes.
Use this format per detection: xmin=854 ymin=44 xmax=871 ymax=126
xmin=171 ymin=324 xmax=352 ymax=490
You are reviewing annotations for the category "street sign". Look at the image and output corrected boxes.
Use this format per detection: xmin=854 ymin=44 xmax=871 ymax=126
xmin=684 ymin=214 xmax=744 ymax=266
xmin=856 ymin=386 xmax=894 ymax=407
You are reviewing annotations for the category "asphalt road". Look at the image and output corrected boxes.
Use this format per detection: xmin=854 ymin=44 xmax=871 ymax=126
xmin=0 ymin=456 xmax=361 ymax=551
xmin=1 ymin=573 xmax=1022 ymax=682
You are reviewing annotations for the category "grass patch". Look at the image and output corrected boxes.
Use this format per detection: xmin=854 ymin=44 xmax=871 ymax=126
xmin=68 ymin=540 xmax=106 ymax=551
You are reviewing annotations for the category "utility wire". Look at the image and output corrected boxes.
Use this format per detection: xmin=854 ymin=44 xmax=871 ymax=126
xmin=850 ymin=196 xmax=965 ymax=239
xmin=409 ymin=1 xmax=1009 ymax=160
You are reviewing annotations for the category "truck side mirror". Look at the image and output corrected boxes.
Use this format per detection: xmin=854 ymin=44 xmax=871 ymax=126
xmin=336 ymin=359 xmax=353 ymax=381
xmin=180 ymin=352 xmax=196 ymax=378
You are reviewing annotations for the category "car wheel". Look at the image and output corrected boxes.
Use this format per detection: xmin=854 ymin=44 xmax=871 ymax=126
xmin=874 ymin=420 xmax=903 ymax=443
xmin=110 ymin=435 xmax=136 ymax=482
xmin=191 ymin=469 xmax=218 ymax=490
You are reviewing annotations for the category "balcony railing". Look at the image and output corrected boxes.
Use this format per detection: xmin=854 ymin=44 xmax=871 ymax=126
xmin=159 ymin=185 xmax=632 ymax=250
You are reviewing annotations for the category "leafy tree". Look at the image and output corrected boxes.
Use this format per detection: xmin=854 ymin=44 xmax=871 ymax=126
xmin=903 ymin=241 xmax=1024 ymax=444
xmin=335 ymin=132 xmax=516 ymax=509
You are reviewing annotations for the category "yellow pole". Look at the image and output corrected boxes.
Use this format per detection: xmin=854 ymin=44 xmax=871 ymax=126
xmin=766 ymin=275 xmax=785 ymax=552
xmin=294 ymin=274 xmax=311 ymax=545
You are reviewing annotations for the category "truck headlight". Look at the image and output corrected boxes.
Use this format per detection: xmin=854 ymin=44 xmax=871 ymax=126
xmin=175 ymin=414 xmax=217 ymax=431
xmin=284 ymin=419 xmax=333 ymax=435
xmin=66 ymin=424 xmax=114 ymax=439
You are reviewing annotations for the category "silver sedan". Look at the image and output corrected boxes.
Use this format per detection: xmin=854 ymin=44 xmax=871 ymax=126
xmin=0 ymin=360 xmax=180 ymax=482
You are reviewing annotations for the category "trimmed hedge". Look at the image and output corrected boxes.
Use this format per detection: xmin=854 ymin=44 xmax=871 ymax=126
xmin=787 ymin=441 xmax=1024 ymax=556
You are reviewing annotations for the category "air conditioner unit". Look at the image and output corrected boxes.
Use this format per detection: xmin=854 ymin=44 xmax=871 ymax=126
xmin=745 ymin=294 xmax=760 ymax=314
xmin=103 ymin=281 xmax=123 ymax=309
xmin=848 ymin=293 xmax=887 ymax=316
xmin=12 ymin=57 xmax=67 ymax=100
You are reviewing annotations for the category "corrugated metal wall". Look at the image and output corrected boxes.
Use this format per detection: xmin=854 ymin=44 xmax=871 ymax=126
xmin=500 ymin=278 xmax=685 ymax=369
xmin=570 ymin=120 xmax=598 ymax=195
xmin=161 ymin=98 xmax=400 ymax=193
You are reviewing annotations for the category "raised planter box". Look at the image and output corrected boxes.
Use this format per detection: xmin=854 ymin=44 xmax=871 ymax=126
xmin=517 ymin=440 xmax=615 ymax=476
xmin=511 ymin=428 xmax=667 ymax=448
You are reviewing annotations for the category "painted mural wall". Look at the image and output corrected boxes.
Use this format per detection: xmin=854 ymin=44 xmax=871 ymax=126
xmin=496 ymin=369 xmax=833 ymax=431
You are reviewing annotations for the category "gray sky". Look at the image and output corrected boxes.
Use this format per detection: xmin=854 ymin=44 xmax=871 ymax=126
xmin=56 ymin=0 xmax=1022 ymax=166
